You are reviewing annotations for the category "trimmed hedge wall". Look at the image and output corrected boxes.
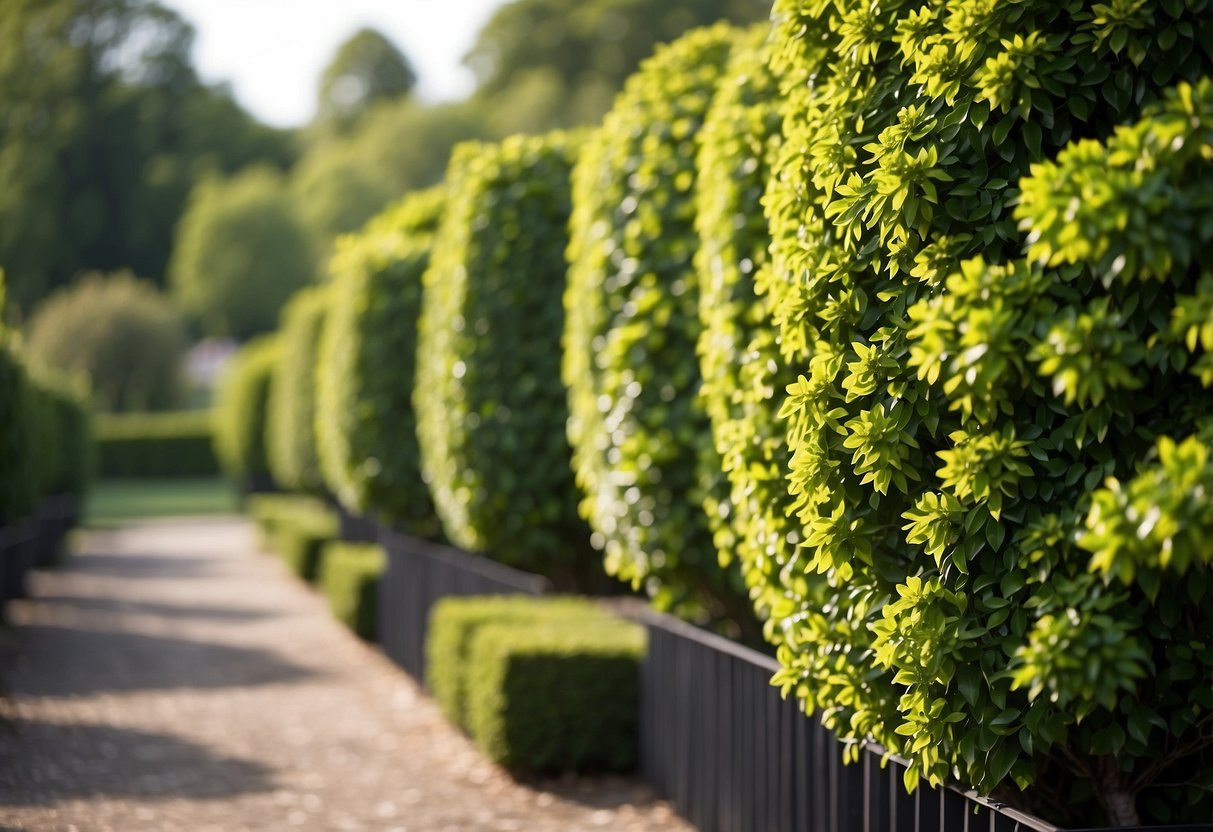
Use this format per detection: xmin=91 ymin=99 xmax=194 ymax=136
xmin=563 ymin=24 xmax=749 ymax=626
xmin=693 ymin=26 xmax=790 ymax=642
xmin=316 ymin=187 xmax=444 ymax=539
xmin=415 ymin=133 xmax=598 ymax=588
xmin=213 ymin=335 xmax=279 ymax=488
xmin=425 ymin=595 xmax=608 ymax=729
xmin=267 ymin=286 xmax=329 ymax=495
xmin=766 ymin=0 xmax=1213 ymax=822
xmin=95 ymin=410 xmax=217 ymax=478
xmin=319 ymin=541 xmax=383 ymax=641
xmin=466 ymin=617 xmax=644 ymax=774
xmin=0 ymin=337 xmax=35 ymax=526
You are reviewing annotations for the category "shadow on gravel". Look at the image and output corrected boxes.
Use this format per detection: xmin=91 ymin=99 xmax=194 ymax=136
xmin=67 ymin=552 xmax=218 ymax=580
xmin=0 ymin=716 xmax=276 ymax=804
xmin=6 ymin=625 xmax=319 ymax=696
xmin=40 ymin=594 xmax=272 ymax=623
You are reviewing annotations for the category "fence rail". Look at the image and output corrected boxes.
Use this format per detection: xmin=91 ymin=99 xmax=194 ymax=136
xmin=635 ymin=610 xmax=1060 ymax=832
xmin=376 ymin=527 xmax=551 ymax=682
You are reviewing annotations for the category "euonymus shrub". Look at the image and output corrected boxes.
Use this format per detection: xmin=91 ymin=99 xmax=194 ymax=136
xmin=416 ymin=134 xmax=599 ymax=587
xmin=267 ymin=286 xmax=328 ymax=495
xmin=316 ymin=188 xmax=444 ymax=539
xmin=214 ymin=335 xmax=279 ymax=489
xmin=694 ymin=26 xmax=792 ymax=641
xmin=767 ymin=0 xmax=1213 ymax=823
xmin=564 ymin=24 xmax=755 ymax=630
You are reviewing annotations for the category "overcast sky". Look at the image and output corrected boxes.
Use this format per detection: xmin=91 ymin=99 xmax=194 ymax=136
xmin=159 ymin=0 xmax=508 ymax=127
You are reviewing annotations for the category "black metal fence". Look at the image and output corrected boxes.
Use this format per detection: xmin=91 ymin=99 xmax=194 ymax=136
xmin=376 ymin=527 xmax=551 ymax=682
xmin=637 ymin=610 xmax=1060 ymax=832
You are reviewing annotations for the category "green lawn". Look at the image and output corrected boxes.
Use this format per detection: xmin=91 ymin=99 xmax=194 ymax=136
xmin=85 ymin=477 xmax=240 ymax=526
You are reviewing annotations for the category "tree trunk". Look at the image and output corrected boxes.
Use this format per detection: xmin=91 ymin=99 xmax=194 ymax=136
xmin=1096 ymin=757 xmax=1141 ymax=826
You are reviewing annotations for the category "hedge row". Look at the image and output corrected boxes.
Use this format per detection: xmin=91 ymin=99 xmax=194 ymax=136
xmin=0 ymin=274 xmax=93 ymax=526
xmin=94 ymin=410 xmax=217 ymax=478
xmin=415 ymin=133 xmax=600 ymax=589
xmin=213 ymin=335 xmax=278 ymax=489
xmin=215 ymin=10 xmax=1213 ymax=822
xmin=316 ymin=188 xmax=445 ymax=539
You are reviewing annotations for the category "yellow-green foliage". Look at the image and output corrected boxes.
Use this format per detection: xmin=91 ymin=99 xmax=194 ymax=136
xmin=415 ymin=133 xmax=596 ymax=585
xmin=693 ymin=26 xmax=790 ymax=639
xmin=564 ymin=24 xmax=747 ymax=625
xmin=319 ymin=542 xmax=383 ymax=640
xmin=248 ymin=493 xmax=338 ymax=581
xmin=315 ymin=187 xmax=444 ymax=538
xmin=94 ymin=410 xmax=216 ymax=478
xmin=213 ymin=336 xmax=279 ymax=484
xmin=267 ymin=287 xmax=328 ymax=494
xmin=766 ymin=0 xmax=1213 ymax=821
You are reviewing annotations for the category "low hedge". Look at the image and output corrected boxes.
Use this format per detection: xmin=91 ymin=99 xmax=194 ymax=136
xmin=94 ymin=410 xmax=217 ymax=478
xmin=425 ymin=595 xmax=611 ymax=730
xmin=248 ymin=493 xmax=338 ymax=582
xmin=466 ymin=615 xmax=644 ymax=774
xmin=319 ymin=541 xmax=383 ymax=641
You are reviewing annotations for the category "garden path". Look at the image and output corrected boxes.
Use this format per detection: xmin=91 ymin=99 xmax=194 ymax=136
xmin=0 ymin=517 xmax=693 ymax=832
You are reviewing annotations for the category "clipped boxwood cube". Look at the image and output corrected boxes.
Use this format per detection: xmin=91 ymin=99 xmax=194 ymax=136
xmin=248 ymin=494 xmax=338 ymax=582
xmin=465 ymin=617 xmax=644 ymax=774
xmin=319 ymin=542 xmax=384 ymax=640
xmin=426 ymin=595 xmax=605 ymax=730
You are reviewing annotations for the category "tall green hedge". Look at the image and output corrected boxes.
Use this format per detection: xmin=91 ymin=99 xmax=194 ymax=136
xmin=693 ymin=27 xmax=790 ymax=641
xmin=0 ymin=337 xmax=35 ymax=526
xmin=213 ymin=335 xmax=279 ymax=487
xmin=416 ymin=134 xmax=597 ymax=586
xmin=564 ymin=24 xmax=750 ymax=625
xmin=315 ymin=187 xmax=444 ymax=539
xmin=766 ymin=0 xmax=1213 ymax=822
xmin=29 ymin=366 xmax=92 ymax=499
xmin=267 ymin=286 xmax=329 ymax=495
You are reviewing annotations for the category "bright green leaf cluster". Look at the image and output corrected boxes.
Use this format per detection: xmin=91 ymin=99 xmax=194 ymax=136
xmin=316 ymin=187 xmax=444 ymax=539
xmin=416 ymin=133 xmax=598 ymax=586
xmin=267 ymin=286 xmax=329 ymax=495
xmin=767 ymin=0 xmax=1213 ymax=820
xmin=564 ymin=24 xmax=754 ymax=628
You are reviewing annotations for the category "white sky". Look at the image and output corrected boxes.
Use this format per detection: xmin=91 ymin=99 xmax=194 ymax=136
xmin=159 ymin=0 xmax=509 ymax=128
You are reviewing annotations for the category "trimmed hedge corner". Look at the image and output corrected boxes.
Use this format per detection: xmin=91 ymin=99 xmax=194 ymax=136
xmin=425 ymin=595 xmax=612 ymax=730
xmin=319 ymin=541 xmax=383 ymax=641
xmin=466 ymin=616 xmax=644 ymax=774
xmin=94 ymin=410 xmax=217 ymax=478
xmin=248 ymin=493 xmax=338 ymax=582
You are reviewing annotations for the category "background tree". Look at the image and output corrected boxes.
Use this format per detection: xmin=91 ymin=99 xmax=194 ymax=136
xmin=0 ymin=0 xmax=295 ymax=313
xmin=170 ymin=166 xmax=314 ymax=340
xmin=315 ymin=28 xmax=416 ymax=134
xmin=464 ymin=0 xmax=769 ymax=130
xmin=25 ymin=272 xmax=186 ymax=413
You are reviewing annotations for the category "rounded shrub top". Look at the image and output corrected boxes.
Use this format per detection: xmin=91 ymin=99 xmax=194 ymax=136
xmin=316 ymin=186 xmax=444 ymax=539
xmin=214 ymin=335 xmax=280 ymax=486
xmin=415 ymin=133 xmax=596 ymax=584
xmin=693 ymin=26 xmax=791 ymax=638
xmin=26 ymin=271 xmax=186 ymax=413
xmin=267 ymin=286 xmax=329 ymax=495
xmin=564 ymin=23 xmax=750 ymax=624
xmin=766 ymin=0 xmax=1213 ymax=821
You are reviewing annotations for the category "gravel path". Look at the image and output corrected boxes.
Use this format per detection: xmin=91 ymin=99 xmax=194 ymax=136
xmin=0 ymin=517 xmax=693 ymax=832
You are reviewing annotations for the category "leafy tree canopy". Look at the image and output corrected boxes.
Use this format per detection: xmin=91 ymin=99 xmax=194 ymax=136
xmin=316 ymin=27 xmax=417 ymax=134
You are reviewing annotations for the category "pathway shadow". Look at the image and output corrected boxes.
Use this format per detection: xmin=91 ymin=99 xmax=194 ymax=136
xmin=41 ymin=594 xmax=272 ymax=624
xmin=67 ymin=552 xmax=217 ymax=580
xmin=5 ymin=625 xmax=319 ymax=697
xmin=0 ymin=716 xmax=276 ymax=805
